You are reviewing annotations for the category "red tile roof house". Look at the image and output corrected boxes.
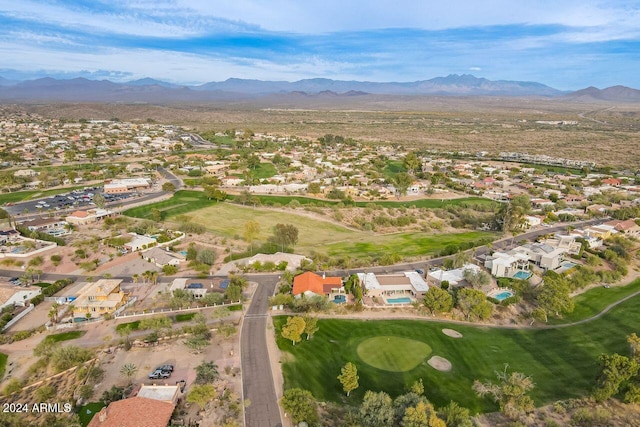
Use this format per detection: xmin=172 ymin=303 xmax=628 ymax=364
xmin=88 ymin=396 xmax=175 ymax=427
xmin=292 ymin=271 xmax=343 ymax=298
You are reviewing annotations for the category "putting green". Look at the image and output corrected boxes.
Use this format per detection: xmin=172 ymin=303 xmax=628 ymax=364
xmin=357 ymin=336 xmax=432 ymax=372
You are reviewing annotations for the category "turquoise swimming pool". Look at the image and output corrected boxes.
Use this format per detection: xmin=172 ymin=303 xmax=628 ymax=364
xmin=513 ymin=271 xmax=532 ymax=280
xmin=386 ymin=297 xmax=412 ymax=304
xmin=493 ymin=291 xmax=515 ymax=301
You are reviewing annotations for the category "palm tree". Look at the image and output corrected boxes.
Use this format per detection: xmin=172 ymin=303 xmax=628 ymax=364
xmin=149 ymin=271 xmax=159 ymax=286
xmin=132 ymin=274 xmax=139 ymax=284
xmin=68 ymin=304 xmax=75 ymax=323
xmin=120 ymin=363 xmax=138 ymax=384
xmin=48 ymin=303 xmax=60 ymax=324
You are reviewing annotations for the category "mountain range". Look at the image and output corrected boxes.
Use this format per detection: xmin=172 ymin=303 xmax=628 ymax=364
xmin=0 ymin=74 xmax=638 ymax=103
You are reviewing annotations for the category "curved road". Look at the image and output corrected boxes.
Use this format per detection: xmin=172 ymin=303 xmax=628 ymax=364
xmin=241 ymin=275 xmax=282 ymax=427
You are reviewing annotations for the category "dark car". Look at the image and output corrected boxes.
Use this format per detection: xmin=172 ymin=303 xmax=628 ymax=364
xmin=415 ymin=269 xmax=425 ymax=275
xmin=158 ymin=364 xmax=174 ymax=373
xmin=148 ymin=369 xmax=170 ymax=379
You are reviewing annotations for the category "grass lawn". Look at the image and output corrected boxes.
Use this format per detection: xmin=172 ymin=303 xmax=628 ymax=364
xmin=175 ymin=313 xmax=196 ymax=322
xmin=548 ymin=278 xmax=640 ymax=325
xmin=178 ymin=201 xmax=496 ymax=258
xmin=228 ymin=304 xmax=243 ymax=311
xmin=357 ymin=336 xmax=432 ymax=372
xmin=116 ymin=320 xmax=141 ymax=332
xmin=0 ymin=352 xmax=7 ymax=379
xmin=253 ymin=162 xmax=277 ymax=179
xmin=124 ymin=190 xmax=216 ymax=219
xmin=383 ymin=160 xmax=406 ymax=179
xmin=78 ymin=402 xmax=106 ymax=426
xmin=274 ymin=293 xmax=640 ymax=412
xmin=42 ymin=330 xmax=85 ymax=343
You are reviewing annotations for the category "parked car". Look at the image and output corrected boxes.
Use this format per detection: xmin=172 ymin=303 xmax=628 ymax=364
xmin=148 ymin=369 xmax=171 ymax=379
xmin=158 ymin=364 xmax=174 ymax=373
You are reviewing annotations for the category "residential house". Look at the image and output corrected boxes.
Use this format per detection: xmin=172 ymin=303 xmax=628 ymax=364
xmin=605 ymin=219 xmax=640 ymax=238
xmin=66 ymin=208 xmax=112 ymax=225
xmin=292 ymin=271 xmax=343 ymax=297
xmin=484 ymin=252 xmax=530 ymax=278
xmin=72 ymin=279 xmax=128 ymax=318
xmin=512 ymin=243 xmax=567 ymax=270
xmin=20 ymin=217 xmax=69 ymax=236
xmin=142 ymin=247 xmax=185 ymax=267
xmin=168 ymin=278 xmax=213 ymax=299
xmin=124 ymin=233 xmax=157 ymax=252
xmin=358 ymin=271 xmax=429 ymax=299
xmin=0 ymin=284 xmax=41 ymax=309
xmin=88 ymin=396 xmax=175 ymax=427
xmin=428 ymin=264 xmax=481 ymax=287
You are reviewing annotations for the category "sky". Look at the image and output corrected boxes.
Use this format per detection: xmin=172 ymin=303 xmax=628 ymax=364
xmin=0 ymin=0 xmax=639 ymax=90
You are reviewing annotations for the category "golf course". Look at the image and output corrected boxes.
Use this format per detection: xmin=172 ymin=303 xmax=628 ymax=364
xmin=124 ymin=190 xmax=496 ymax=258
xmin=273 ymin=290 xmax=640 ymax=413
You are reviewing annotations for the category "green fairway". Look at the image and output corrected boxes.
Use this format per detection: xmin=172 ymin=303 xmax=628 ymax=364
xmin=549 ymin=278 xmax=640 ymax=325
xmin=178 ymin=201 xmax=496 ymax=258
xmin=274 ymin=293 xmax=640 ymax=412
xmin=42 ymin=330 xmax=85 ymax=343
xmin=253 ymin=162 xmax=277 ymax=179
xmin=357 ymin=336 xmax=432 ymax=372
xmin=124 ymin=190 xmax=216 ymax=219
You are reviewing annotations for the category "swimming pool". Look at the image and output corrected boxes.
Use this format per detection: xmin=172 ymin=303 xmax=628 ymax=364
xmin=493 ymin=291 xmax=515 ymax=301
xmin=556 ymin=261 xmax=577 ymax=274
xmin=333 ymin=295 xmax=346 ymax=304
xmin=386 ymin=297 xmax=412 ymax=304
xmin=513 ymin=271 xmax=532 ymax=280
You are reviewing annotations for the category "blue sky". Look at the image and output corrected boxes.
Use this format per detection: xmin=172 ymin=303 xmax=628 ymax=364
xmin=0 ymin=0 xmax=639 ymax=89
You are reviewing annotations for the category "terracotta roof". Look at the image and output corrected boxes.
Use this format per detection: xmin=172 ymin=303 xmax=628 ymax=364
xmin=88 ymin=397 xmax=175 ymax=427
xmin=292 ymin=271 xmax=342 ymax=296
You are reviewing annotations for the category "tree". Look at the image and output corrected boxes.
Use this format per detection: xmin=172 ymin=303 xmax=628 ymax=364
xmin=536 ymin=272 xmax=574 ymax=318
xmin=473 ymin=365 xmax=535 ymax=420
xmin=139 ymin=316 xmax=172 ymax=334
xmin=403 ymin=151 xmax=422 ymax=176
xmin=162 ymin=182 xmax=176 ymax=192
xmin=187 ymin=384 xmax=217 ymax=410
xmin=150 ymin=208 xmax=162 ymax=222
xmin=438 ymin=401 xmax=473 ymax=427
xmin=307 ymin=182 xmax=321 ymax=194
xmin=629 ymin=333 xmax=640 ymax=359
xmin=243 ymin=220 xmax=260 ymax=255
xmin=393 ymin=172 xmax=413 ymax=197
xmin=422 ymin=287 xmax=453 ymax=315
xmin=196 ymin=248 xmax=215 ymax=265
xmin=195 ymin=361 xmax=219 ymax=384
xmin=92 ymin=193 xmax=106 ymax=209
xmin=186 ymin=243 xmax=197 ymax=261
xmin=360 ymin=390 xmax=395 ymax=427
xmin=303 ymin=315 xmax=319 ymax=340
xmin=281 ymin=388 xmax=319 ymax=425
xmin=403 ymin=401 xmax=445 ymax=427
xmin=593 ymin=353 xmax=639 ymax=402
xmin=281 ymin=316 xmax=305 ymax=346
xmin=462 ymin=268 xmax=491 ymax=289
xmin=494 ymin=195 xmax=531 ymax=233
xmin=456 ymin=288 xmax=493 ymax=321
xmin=119 ymin=363 xmax=138 ymax=384
xmin=337 ymin=362 xmax=359 ymax=397
xmin=270 ymin=223 xmax=299 ymax=251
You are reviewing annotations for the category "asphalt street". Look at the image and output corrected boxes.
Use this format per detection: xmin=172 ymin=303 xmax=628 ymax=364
xmin=241 ymin=275 xmax=282 ymax=427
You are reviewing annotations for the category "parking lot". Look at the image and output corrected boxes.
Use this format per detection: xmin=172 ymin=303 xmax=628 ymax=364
xmin=5 ymin=187 xmax=141 ymax=217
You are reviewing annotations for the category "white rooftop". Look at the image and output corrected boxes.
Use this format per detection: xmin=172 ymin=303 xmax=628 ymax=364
xmin=428 ymin=263 xmax=480 ymax=286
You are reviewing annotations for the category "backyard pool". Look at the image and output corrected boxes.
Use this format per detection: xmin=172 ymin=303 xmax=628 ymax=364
xmin=555 ymin=261 xmax=577 ymax=274
xmin=386 ymin=297 xmax=412 ymax=304
xmin=333 ymin=295 xmax=346 ymax=304
xmin=513 ymin=271 xmax=532 ymax=280
xmin=489 ymin=289 xmax=515 ymax=301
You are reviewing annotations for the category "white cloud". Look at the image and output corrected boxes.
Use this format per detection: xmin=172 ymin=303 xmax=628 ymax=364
xmin=469 ymin=67 xmax=481 ymax=71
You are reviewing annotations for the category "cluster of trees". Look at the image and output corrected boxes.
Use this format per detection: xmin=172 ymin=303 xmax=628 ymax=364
xmin=280 ymin=316 xmax=319 ymax=345
xmin=593 ymin=333 xmax=640 ymax=403
xmin=422 ymin=286 xmax=493 ymax=321
xmin=281 ymin=379 xmax=474 ymax=427
xmin=493 ymin=195 xmax=532 ymax=233
xmin=473 ymin=365 xmax=535 ymax=420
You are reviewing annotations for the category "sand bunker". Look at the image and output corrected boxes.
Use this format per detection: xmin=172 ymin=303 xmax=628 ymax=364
xmin=442 ymin=328 xmax=463 ymax=338
xmin=428 ymin=356 xmax=452 ymax=372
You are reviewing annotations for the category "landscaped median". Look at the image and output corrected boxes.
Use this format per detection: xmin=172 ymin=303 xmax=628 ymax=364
xmin=273 ymin=292 xmax=640 ymax=413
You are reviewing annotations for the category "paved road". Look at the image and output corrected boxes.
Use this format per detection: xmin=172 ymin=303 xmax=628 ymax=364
xmin=242 ymin=275 xmax=282 ymax=427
